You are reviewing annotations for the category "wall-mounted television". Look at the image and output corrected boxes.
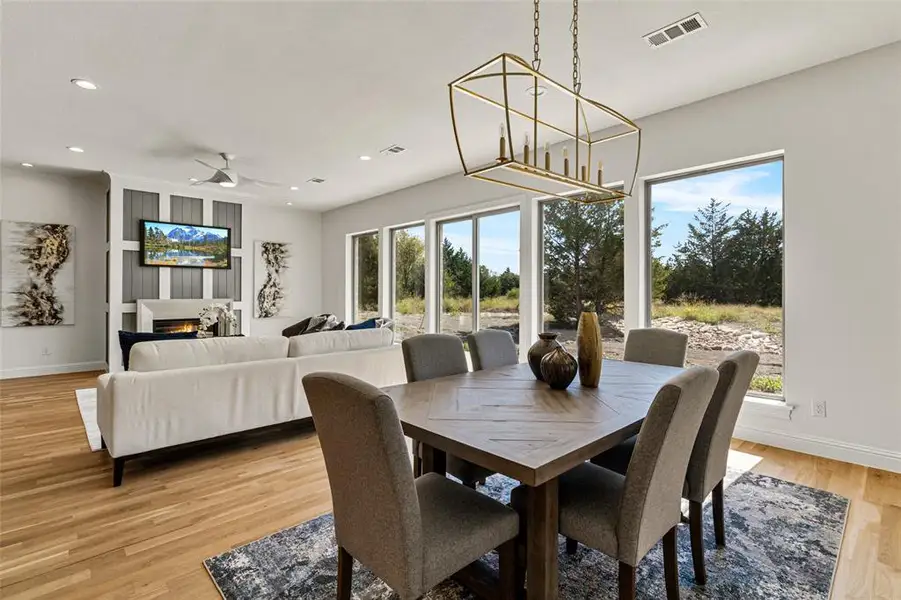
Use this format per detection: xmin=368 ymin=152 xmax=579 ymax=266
xmin=140 ymin=220 xmax=231 ymax=269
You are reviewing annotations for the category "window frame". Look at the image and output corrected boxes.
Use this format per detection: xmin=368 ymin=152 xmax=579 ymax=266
xmin=536 ymin=187 xmax=625 ymax=335
xmin=389 ymin=223 xmax=426 ymax=335
xmin=435 ymin=206 xmax=521 ymax=334
xmin=643 ymin=155 xmax=785 ymax=399
xmin=350 ymin=230 xmax=379 ymax=323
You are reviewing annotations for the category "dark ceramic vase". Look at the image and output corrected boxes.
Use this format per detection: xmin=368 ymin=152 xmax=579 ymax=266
xmin=540 ymin=346 xmax=578 ymax=390
xmin=528 ymin=332 xmax=561 ymax=381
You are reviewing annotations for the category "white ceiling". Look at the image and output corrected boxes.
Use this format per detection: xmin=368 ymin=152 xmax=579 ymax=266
xmin=3 ymin=1 xmax=900 ymax=211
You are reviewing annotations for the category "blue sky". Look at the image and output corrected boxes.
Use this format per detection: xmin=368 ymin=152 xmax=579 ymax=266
xmin=145 ymin=221 xmax=228 ymax=239
xmin=441 ymin=211 xmax=520 ymax=275
xmin=652 ymin=161 xmax=783 ymax=260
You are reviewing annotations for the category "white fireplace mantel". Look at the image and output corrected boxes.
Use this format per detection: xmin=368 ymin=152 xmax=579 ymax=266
xmin=136 ymin=299 xmax=233 ymax=333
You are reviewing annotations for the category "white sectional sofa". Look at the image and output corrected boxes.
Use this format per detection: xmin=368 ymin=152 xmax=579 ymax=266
xmin=97 ymin=328 xmax=405 ymax=486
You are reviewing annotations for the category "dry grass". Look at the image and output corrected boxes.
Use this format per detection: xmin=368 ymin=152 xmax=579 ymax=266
xmin=652 ymin=301 xmax=782 ymax=334
xmin=395 ymin=294 xmax=519 ymax=315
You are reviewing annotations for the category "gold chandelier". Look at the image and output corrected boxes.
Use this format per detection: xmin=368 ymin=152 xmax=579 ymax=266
xmin=449 ymin=0 xmax=641 ymax=204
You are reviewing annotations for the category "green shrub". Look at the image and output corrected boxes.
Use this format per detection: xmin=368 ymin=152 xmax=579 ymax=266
xmin=750 ymin=375 xmax=782 ymax=394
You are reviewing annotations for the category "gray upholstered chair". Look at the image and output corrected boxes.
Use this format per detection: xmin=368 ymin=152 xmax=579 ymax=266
xmin=401 ymin=334 xmax=496 ymax=488
xmin=592 ymin=350 xmax=759 ymax=585
xmin=302 ymin=372 xmax=520 ymax=600
xmin=467 ymin=329 xmax=518 ymax=371
xmin=512 ymin=366 xmax=719 ymax=600
xmin=623 ymin=327 xmax=689 ymax=368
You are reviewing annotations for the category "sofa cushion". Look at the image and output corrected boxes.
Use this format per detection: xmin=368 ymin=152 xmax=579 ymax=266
xmin=288 ymin=327 xmax=394 ymax=357
xmin=129 ymin=336 xmax=289 ymax=372
xmin=118 ymin=330 xmax=198 ymax=370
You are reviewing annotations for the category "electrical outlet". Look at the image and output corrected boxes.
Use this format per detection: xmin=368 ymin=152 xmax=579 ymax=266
xmin=811 ymin=401 xmax=827 ymax=418
xmin=41 ymin=347 xmax=51 ymax=356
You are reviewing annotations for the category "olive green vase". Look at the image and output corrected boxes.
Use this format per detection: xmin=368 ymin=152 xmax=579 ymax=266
xmin=577 ymin=311 xmax=603 ymax=387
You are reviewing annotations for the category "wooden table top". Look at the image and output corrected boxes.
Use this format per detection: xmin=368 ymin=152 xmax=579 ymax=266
xmin=384 ymin=359 xmax=685 ymax=486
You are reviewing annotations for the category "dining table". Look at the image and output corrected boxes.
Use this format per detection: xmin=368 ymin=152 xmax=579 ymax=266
xmin=383 ymin=358 xmax=686 ymax=600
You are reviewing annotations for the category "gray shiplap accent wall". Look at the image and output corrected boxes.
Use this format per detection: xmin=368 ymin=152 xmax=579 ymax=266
xmin=123 ymin=189 xmax=160 ymax=241
xmin=122 ymin=313 xmax=137 ymax=333
xmin=170 ymin=267 xmax=204 ymax=299
xmin=213 ymin=201 xmax=242 ymax=248
xmin=212 ymin=256 xmax=242 ymax=301
xmin=170 ymin=195 xmax=204 ymax=225
xmin=168 ymin=195 xmax=205 ymax=298
xmin=122 ymin=250 xmax=159 ymax=302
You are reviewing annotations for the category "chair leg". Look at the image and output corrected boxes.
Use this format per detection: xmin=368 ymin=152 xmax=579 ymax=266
xmin=618 ymin=562 xmax=636 ymax=600
xmin=712 ymin=480 xmax=726 ymax=547
xmin=663 ymin=527 xmax=680 ymax=600
xmin=498 ymin=539 xmax=519 ymax=600
xmin=112 ymin=457 xmax=125 ymax=487
xmin=689 ymin=500 xmax=707 ymax=585
xmin=337 ymin=546 xmax=353 ymax=600
xmin=413 ymin=454 xmax=422 ymax=477
xmin=565 ymin=537 xmax=578 ymax=555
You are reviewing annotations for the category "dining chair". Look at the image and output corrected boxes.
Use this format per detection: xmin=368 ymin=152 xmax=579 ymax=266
xmin=592 ymin=350 xmax=760 ymax=585
xmin=302 ymin=372 xmax=521 ymax=600
xmin=511 ymin=366 xmax=719 ymax=600
xmin=467 ymin=329 xmax=518 ymax=371
xmin=623 ymin=327 xmax=689 ymax=368
xmin=401 ymin=334 xmax=496 ymax=487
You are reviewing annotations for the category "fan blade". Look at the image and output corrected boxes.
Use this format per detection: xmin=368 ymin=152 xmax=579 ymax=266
xmin=242 ymin=176 xmax=281 ymax=188
xmin=194 ymin=158 xmax=220 ymax=171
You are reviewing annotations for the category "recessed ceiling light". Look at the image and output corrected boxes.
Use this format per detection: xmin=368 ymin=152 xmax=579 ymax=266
xmin=525 ymin=85 xmax=547 ymax=96
xmin=219 ymin=181 xmax=237 ymax=188
xmin=71 ymin=78 xmax=98 ymax=90
xmin=189 ymin=177 xmax=198 ymax=182
xmin=290 ymin=186 xmax=299 ymax=191
xmin=67 ymin=146 xmax=84 ymax=153
xmin=21 ymin=162 xmax=34 ymax=168
xmin=285 ymin=202 xmax=293 ymax=206
xmin=359 ymin=155 xmax=372 ymax=161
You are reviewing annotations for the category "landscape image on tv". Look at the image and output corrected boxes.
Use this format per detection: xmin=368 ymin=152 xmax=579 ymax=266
xmin=141 ymin=220 xmax=231 ymax=269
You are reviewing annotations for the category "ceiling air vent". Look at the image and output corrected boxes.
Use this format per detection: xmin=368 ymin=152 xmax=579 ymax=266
xmin=643 ymin=13 xmax=707 ymax=49
xmin=306 ymin=177 xmax=326 ymax=184
xmin=380 ymin=144 xmax=406 ymax=155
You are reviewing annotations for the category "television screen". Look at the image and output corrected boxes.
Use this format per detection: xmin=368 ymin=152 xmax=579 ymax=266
xmin=140 ymin=220 xmax=231 ymax=269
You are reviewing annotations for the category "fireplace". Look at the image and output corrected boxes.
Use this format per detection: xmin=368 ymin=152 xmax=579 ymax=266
xmin=153 ymin=318 xmax=203 ymax=334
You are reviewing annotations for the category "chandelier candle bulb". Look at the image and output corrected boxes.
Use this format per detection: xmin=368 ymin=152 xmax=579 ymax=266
xmin=597 ymin=160 xmax=604 ymax=186
xmin=581 ymin=165 xmax=587 ymax=182
xmin=544 ymin=142 xmax=551 ymax=170
xmin=498 ymin=124 xmax=507 ymax=161
xmin=563 ymin=147 xmax=570 ymax=177
xmin=524 ymin=133 xmax=530 ymax=165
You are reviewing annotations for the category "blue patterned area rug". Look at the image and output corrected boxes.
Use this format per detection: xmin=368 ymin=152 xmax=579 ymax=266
xmin=204 ymin=472 xmax=848 ymax=600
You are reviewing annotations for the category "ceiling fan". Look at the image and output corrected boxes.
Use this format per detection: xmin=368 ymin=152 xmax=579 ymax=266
xmin=192 ymin=153 xmax=279 ymax=188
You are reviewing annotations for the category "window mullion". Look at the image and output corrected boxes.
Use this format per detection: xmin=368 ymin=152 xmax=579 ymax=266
xmin=472 ymin=216 xmax=480 ymax=333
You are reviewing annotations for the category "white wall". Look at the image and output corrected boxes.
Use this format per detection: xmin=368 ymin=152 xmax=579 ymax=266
xmin=244 ymin=203 xmax=322 ymax=337
xmin=320 ymin=42 xmax=901 ymax=471
xmin=0 ymin=168 xmax=108 ymax=377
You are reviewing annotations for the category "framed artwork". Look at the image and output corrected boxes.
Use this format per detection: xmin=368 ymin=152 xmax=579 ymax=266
xmin=1 ymin=220 xmax=76 ymax=327
xmin=254 ymin=241 xmax=290 ymax=318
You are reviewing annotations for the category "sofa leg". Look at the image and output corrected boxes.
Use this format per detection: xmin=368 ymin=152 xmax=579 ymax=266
xmin=101 ymin=436 xmax=107 ymax=450
xmin=113 ymin=457 xmax=125 ymax=487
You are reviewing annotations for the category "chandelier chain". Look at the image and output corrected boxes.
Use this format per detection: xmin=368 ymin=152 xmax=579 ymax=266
xmin=571 ymin=0 xmax=581 ymax=94
xmin=532 ymin=0 xmax=541 ymax=71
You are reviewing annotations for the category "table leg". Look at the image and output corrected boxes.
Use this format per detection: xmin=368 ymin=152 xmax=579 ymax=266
xmin=526 ymin=478 xmax=559 ymax=600
xmin=420 ymin=443 xmax=446 ymax=477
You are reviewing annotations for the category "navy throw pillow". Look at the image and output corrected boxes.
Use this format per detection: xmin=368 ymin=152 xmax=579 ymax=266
xmin=346 ymin=317 xmax=379 ymax=331
xmin=118 ymin=330 xmax=199 ymax=371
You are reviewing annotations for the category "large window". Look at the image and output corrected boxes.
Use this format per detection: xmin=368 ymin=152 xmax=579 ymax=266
xmin=649 ymin=158 xmax=784 ymax=397
xmin=438 ymin=208 xmax=520 ymax=344
xmin=391 ymin=225 xmax=426 ymax=340
xmin=352 ymin=231 xmax=379 ymax=323
xmin=541 ymin=196 xmax=625 ymax=358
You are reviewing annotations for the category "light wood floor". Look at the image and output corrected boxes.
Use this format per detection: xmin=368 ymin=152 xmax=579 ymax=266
xmin=0 ymin=371 xmax=898 ymax=599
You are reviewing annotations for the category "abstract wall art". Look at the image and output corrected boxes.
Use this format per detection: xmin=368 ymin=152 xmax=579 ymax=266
xmin=254 ymin=241 xmax=290 ymax=318
xmin=1 ymin=220 xmax=76 ymax=327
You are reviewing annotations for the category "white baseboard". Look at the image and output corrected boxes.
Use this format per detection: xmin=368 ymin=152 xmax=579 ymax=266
xmin=0 ymin=361 xmax=107 ymax=380
xmin=734 ymin=424 xmax=901 ymax=474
